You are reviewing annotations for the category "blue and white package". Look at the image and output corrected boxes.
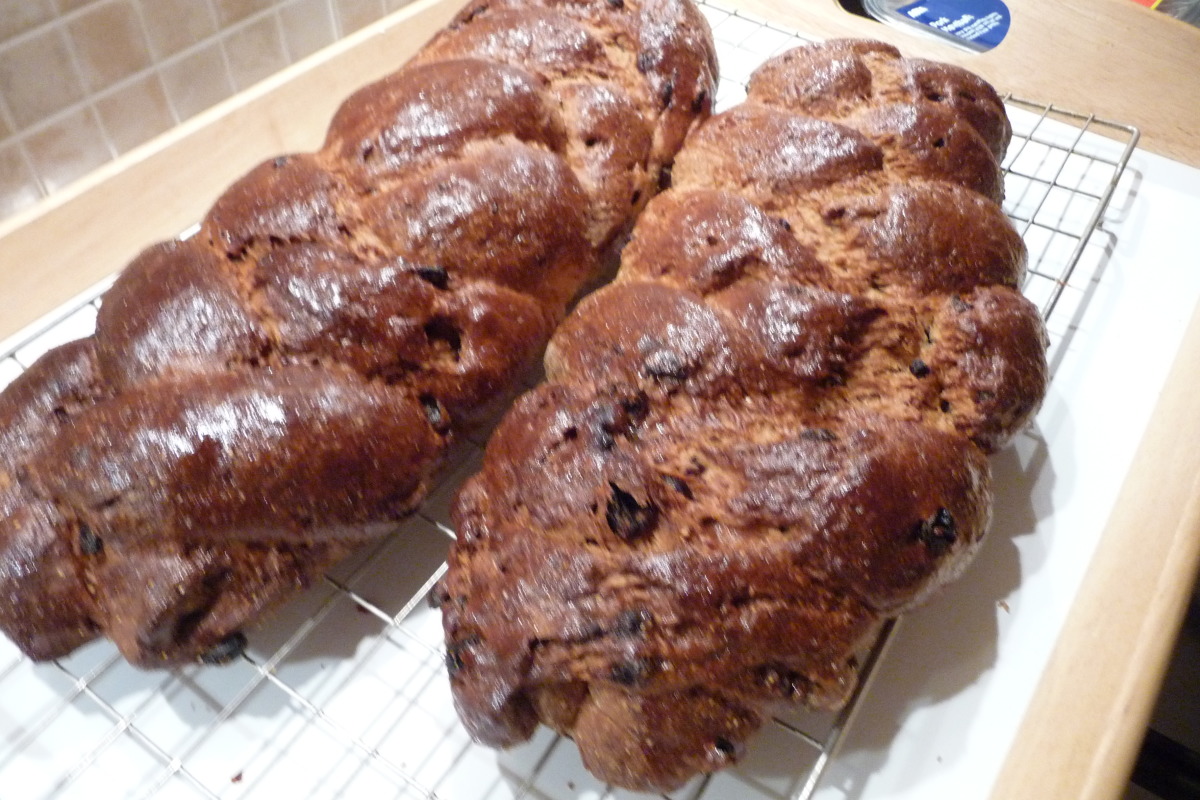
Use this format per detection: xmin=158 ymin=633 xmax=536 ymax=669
xmin=894 ymin=0 xmax=1011 ymax=50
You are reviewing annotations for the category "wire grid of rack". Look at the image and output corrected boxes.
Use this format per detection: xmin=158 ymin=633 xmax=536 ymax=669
xmin=0 ymin=3 xmax=1140 ymax=799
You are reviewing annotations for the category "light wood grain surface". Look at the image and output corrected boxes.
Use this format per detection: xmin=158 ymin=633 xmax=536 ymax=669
xmin=990 ymin=301 xmax=1200 ymax=797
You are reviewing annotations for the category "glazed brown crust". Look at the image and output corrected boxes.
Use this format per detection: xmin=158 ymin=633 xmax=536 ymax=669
xmin=0 ymin=0 xmax=716 ymax=668
xmin=442 ymin=39 xmax=1047 ymax=791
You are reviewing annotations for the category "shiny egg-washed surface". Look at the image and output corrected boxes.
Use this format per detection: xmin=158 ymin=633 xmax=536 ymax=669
xmin=441 ymin=39 xmax=1049 ymax=792
xmin=0 ymin=0 xmax=717 ymax=669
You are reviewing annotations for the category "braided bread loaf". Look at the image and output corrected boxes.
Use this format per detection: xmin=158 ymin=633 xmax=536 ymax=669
xmin=0 ymin=0 xmax=716 ymax=668
xmin=440 ymin=40 xmax=1048 ymax=791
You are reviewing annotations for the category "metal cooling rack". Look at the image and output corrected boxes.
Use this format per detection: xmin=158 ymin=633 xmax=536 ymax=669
xmin=0 ymin=3 xmax=1140 ymax=799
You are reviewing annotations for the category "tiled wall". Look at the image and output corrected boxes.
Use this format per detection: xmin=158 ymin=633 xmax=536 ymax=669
xmin=0 ymin=0 xmax=415 ymax=222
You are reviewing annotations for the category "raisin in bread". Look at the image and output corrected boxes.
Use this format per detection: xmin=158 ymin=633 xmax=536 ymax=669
xmin=440 ymin=39 xmax=1047 ymax=791
xmin=0 ymin=0 xmax=716 ymax=668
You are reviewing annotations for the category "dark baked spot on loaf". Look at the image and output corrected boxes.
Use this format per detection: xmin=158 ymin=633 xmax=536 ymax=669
xmin=660 ymin=79 xmax=674 ymax=108
xmin=613 ymin=608 xmax=652 ymax=636
xmin=755 ymin=664 xmax=818 ymax=700
xmin=619 ymin=389 xmax=650 ymax=423
xmin=800 ymin=426 xmax=837 ymax=442
xmin=420 ymin=394 xmax=452 ymax=434
xmin=605 ymin=483 xmax=658 ymax=540
xmin=446 ymin=633 xmax=481 ymax=675
xmin=583 ymin=390 xmax=648 ymax=449
xmin=427 ymin=579 xmax=450 ymax=609
xmin=711 ymin=736 xmax=738 ymax=762
xmin=663 ymin=474 xmax=693 ymax=499
xmin=657 ymin=163 xmax=673 ymax=190
xmin=414 ymin=264 xmax=450 ymax=289
xmin=610 ymin=657 xmax=656 ymax=685
xmin=913 ymin=507 xmax=956 ymax=555
xmin=424 ymin=317 xmax=463 ymax=361
xmin=199 ymin=631 xmax=247 ymax=665
xmin=79 ymin=523 xmax=103 ymax=556
xmin=642 ymin=345 xmax=692 ymax=382
xmin=450 ymin=2 xmax=488 ymax=28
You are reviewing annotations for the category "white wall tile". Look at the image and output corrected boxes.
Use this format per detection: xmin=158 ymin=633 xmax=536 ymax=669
xmin=0 ymin=0 xmax=392 ymax=225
